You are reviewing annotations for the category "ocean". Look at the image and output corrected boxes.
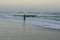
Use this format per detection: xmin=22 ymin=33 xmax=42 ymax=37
xmin=0 ymin=12 xmax=60 ymax=29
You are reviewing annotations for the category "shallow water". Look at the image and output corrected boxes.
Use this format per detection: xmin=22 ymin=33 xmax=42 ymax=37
xmin=0 ymin=12 xmax=60 ymax=29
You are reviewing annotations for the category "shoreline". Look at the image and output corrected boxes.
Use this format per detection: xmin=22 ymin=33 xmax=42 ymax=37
xmin=0 ymin=19 xmax=60 ymax=40
xmin=0 ymin=18 xmax=60 ymax=32
xmin=36 ymin=25 xmax=60 ymax=32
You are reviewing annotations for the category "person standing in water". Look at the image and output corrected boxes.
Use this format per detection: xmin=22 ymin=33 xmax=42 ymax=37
xmin=24 ymin=14 xmax=26 ymax=22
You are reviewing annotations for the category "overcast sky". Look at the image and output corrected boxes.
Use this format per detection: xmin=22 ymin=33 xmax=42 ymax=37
xmin=0 ymin=0 xmax=60 ymax=12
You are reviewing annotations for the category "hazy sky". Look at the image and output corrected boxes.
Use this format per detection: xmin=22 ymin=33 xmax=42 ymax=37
xmin=0 ymin=0 xmax=60 ymax=12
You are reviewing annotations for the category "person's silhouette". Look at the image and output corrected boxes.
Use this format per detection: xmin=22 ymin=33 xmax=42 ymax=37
xmin=24 ymin=14 xmax=26 ymax=22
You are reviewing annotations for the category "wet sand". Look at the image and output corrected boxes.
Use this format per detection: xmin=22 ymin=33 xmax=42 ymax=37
xmin=0 ymin=20 xmax=60 ymax=40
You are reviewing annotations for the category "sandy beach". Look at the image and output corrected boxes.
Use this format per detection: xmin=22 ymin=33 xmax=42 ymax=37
xmin=0 ymin=19 xmax=60 ymax=40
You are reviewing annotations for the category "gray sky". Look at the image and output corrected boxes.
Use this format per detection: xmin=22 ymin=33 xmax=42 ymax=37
xmin=0 ymin=0 xmax=60 ymax=12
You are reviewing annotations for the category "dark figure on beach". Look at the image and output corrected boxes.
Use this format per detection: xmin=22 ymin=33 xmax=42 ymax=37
xmin=24 ymin=14 xmax=26 ymax=22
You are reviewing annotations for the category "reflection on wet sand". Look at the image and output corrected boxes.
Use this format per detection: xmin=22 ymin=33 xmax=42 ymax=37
xmin=0 ymin=20 xmax=60 ymax=40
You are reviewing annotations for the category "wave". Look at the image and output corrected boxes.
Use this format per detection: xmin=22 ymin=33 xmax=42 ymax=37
xmin=0 ymin=12 xmax=60 ymax=29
